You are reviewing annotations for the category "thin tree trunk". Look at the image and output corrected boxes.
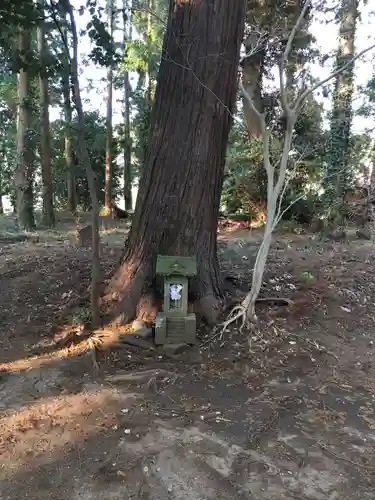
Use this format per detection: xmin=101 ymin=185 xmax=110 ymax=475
xmin=137 ymin=0 xmax=153 ymax=166
xmin=15 ymin=29 xmax=35 ymax=230
xmin=136 ymin=69 xmax=148 ymax=168
xmin=64 ymin=101 xmax=76 ymax=212
xmin=104 ymin=0 xmax=114 ymax=214
xmin=62 ymin=25 xmax=77 ymax=213
xmin=66 ymin=0 xmax=101 ymax=326
xmin=37 ymin=3 xmax=55 ymax=227
xmin=0 ymin=195 xmax=3 ymax=215
xmin=123 ymin=0 xmax=132 ymax=210
xmin=107 ymin=0 xmax=245 ymax=325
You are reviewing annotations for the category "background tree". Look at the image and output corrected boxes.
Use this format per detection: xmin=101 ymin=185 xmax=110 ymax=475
xmin=122 ymin=0 xmax=132 ymax=210
xmin=124 ymin=0 xmax=167 ymax=172
xmin=104 ymin=0 xmax=114 ymax=214
xmin=37 ymin=0 xmax=55 ymax=226
xmin=323 ymin=0 xmax=359 ymax=227
xmin=58 ymin=0 xmax=101 ymax=325
xmin=61 ymin=22 xmax=77 ymax=213
xmin=0 ymin=74 xmax=17 ymax=212
xmin=15 ymin=29 xmax=36 ymax=230
xmin=50 ymin=111 xmax=120 ymax=210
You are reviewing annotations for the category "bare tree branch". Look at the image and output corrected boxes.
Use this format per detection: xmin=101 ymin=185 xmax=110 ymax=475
xmin=294 ymin=42 xmax=375 ymax=111
xmin=279 ymin=0 xmax=311 ymax=115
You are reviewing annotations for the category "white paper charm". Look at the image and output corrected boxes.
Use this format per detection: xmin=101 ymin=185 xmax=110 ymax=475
xmin=170 ymin=284 xmax=183 ymax=301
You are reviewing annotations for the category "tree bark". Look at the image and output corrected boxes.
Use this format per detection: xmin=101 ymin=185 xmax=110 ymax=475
xmin=15 ymin=29 xmax=36 ymax=231
xmin=123 ymin=0 xmax=132 ymax=210
xmin=107 ymin=0 xmax=245 ymax=325
xmin=104 ymin=0 xmax=114 ymax=214
xmin=37 ymin=4 xmax=55 ymax=227
xmin=62 ymin=24 xmax=77 ymax=214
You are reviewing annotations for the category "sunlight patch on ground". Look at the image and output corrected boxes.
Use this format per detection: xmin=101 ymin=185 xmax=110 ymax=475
xmin=0 ymin=387 xmax=131 ymax=479
xmin=0 ymin=324 xmax=137 ymax=375
xmin=0 ymin=341 xmax=92 ymax=373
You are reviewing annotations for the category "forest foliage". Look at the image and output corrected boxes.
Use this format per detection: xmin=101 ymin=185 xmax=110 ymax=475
xmin=0 ymin=0 xmax=374 ymax=226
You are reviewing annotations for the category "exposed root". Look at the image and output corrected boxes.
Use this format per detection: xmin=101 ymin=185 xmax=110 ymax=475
xmin=219 ymin=302 xmax=250 ymax=339
xmin=218 ymin=295 xmax=294 ymax=338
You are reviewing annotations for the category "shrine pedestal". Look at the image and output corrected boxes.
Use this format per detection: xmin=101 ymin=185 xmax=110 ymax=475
xmin=154 ymin=312 xmax=197 ymax=345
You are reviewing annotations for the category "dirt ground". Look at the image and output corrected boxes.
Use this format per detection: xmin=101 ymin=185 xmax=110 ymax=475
xmin=1 ymin=215 xmax=375 ymax=499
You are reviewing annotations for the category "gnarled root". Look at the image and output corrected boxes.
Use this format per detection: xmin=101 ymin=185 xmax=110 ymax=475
xmin=218 ymin=294 xmax=293 ymax=338
xmin=220 ymin=303 xmax=249 ymax=335
xmin=219 ymin=293 xmax=253 ymax=338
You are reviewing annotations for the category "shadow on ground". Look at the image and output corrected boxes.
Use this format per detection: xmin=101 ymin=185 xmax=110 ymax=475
xmin=1 ymin=353 xmax=375 ymax=500
xmin=1 ymin=226 xmax=375 ymax=499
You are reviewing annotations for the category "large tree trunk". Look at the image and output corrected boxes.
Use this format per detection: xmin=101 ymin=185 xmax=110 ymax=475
xmin=104 ymin=0 xmax=114 ymax=214
xmin=123 ymin=0 xmax=132 ymax=210
xmin=325 ymin=0 xmax=359 ymax=222
xmin=37 ymin=4 xmax=55 ymax=227
xmin=62 ymin=24 xmax=77 ymax=213
xmin=107 ymin=0 xmax=245 ymax=325
xmin=15 ymin=29 xmax=36 ymax=230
